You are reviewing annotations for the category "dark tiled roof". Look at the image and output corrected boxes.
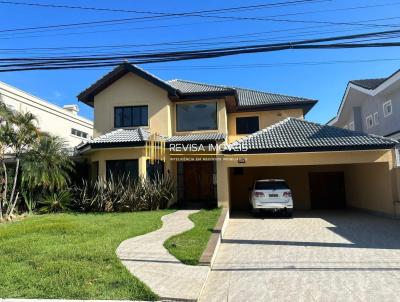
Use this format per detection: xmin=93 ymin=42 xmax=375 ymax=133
xmin=167 ymin=79 xmax=317 ymax=110
xmin=77 ymin=128 xmax=150 ymax=150
xmin=224 ymin=118 xmax=396 ymax=153
xmin=350 ymin=78 xmax=387 ymax=90
xmin=77 ymin=129 xmax=225 ymax=151
xmin=167 ymin=133 xmax=225 ymax=143
xmin=234 ymin=87 xmax=315 ymax=109
xmin=78 ymin=64 xmax=317 ymax=112
xmin=167 ymin=79 xmax=233 ymax=94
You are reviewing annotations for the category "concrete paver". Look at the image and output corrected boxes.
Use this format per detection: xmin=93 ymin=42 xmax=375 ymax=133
xmin=116 ymin=210 xmax=209 ymax=301
xmin=200 ymin=211 xmax=400 ymax=302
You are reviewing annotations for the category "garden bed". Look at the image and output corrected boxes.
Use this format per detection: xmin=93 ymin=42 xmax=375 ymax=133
xmin=164 ymin=208 xmax=222 ymax=265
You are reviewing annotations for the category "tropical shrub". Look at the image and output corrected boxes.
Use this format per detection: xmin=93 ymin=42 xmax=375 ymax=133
xmin=21 ymin=135 xmax=74 ymax=191
xmin=1 ymin=100 xmax=76 ymax=219
xmin=71 ymin=174 xmax=176 ymax=212
xmin=38 ymin=190 xmax=72 ymax=213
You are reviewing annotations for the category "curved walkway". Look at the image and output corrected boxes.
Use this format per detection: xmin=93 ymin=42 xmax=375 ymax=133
xmin=116 ymin=210 xmax=210 ymax=301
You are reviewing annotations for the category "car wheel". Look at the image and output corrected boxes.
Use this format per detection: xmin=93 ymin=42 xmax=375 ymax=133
xmin=285 ymin=209 xmax=293 ymax=218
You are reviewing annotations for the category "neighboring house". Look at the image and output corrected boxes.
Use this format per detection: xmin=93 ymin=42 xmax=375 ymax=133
xmin=0 ymin=81 xmax=93 ymax=149
xmin=328 ymin=69 xmax=400 ymax=141
xmin=77 ymin=63 xmax=400 ymax=216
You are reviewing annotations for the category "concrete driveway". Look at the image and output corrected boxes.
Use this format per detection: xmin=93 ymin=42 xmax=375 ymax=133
xmin=200 ymin=211 xmax=400 ymax=302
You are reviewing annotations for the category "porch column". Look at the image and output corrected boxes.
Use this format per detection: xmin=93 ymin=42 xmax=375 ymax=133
xmin=217 ymin=161 xmax=230 ymax=208
xmin=138 ymin=156 xmax=147 ymax=179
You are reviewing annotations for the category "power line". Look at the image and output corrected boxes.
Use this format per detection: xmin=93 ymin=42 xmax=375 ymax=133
xmin=1 ymin=28 xmax=400 ymax=72
xmin=0 ymin=0 xmax=320 ymax=14
xmin=0 ymin=0 xmax=323 ymax=34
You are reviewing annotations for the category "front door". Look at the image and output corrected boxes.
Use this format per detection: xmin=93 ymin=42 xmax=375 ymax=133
xmin=309 ymin=172 xmax=346 ymax=209
xmin=183 ymin=161 xmax=215 ymax=202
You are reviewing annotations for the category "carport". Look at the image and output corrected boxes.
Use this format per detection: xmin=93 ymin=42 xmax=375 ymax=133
xmin=229 ymin=162 xmax=394 ymax=213
xmin=218 ymin=118 xmax=399 ymax=216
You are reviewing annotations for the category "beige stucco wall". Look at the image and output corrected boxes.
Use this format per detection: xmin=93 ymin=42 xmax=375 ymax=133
xmin=345 ymin=162 xmax=395 ymax=215
xmin=93 ymin=73 xmax=172 ymax=137
xmin=227 ymin=109 xmax=304 ymax=143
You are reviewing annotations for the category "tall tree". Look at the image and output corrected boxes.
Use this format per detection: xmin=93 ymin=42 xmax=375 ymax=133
xmin=0 ymin=101 xmax=38 ymax=218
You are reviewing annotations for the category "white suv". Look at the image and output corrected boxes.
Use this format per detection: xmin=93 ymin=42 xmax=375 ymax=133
xmin=249 ymin=179 xmax=293 ymax=217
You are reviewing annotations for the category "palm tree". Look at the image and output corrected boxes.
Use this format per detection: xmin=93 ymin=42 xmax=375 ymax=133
xmin=21 ymin=135 xmax=74 ymax=193
xmin=0 ymin=104 xmax=38 ymax=218
xmin=0 ymin=101 xmax=12 ymax=219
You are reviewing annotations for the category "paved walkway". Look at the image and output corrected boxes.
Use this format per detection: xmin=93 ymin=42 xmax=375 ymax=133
xmin=200 ymin=211 xmax=400 ymax=302
xmin=116 ymin=210 xmax=209 ymax=301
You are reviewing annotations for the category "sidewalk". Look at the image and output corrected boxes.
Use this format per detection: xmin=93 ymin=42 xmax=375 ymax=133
xmin=116 ymin=210 xmax=210 ymax=301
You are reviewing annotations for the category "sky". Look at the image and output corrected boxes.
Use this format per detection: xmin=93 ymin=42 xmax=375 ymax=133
xmin=0 ymin=0 xmax=399 ymax=124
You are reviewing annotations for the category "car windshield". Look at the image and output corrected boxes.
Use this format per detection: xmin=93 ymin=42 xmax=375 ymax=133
xmin=255 ymin=181 xmax=289 ymax=190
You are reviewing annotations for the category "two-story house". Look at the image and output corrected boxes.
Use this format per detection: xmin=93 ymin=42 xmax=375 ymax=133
xmin=328 ymin=69 xmax=400 ymax=141
xmin=0 ymin=81 xmax=93 ymax=150
xmin=77 ymin=63 xmax=399 ymax=217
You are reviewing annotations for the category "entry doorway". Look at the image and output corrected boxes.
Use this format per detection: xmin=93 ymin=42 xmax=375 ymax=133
xmin=309 ymin=172 xmax=346 ymax=209
xmin=178 ymin=161 xmax=216 ymax=207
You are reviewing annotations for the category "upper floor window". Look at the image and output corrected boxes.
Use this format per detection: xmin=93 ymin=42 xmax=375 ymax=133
xmin=176 ymin=102 xmax=217 ymax=132
xmin=348 ymin=121 xmax=355 ymax=131
xmin=383 ymin=100 xmax=392 ymax=117
xmin=366 ymin=115 xmax=374 ymax=129
xmin=71 ymin=128 xmax=88 ymax=139
xmin=373 ymin=112 xmax=379 ymax=125
xmin=114 ymin=106 xmax=148 ymax=128
xmin=236 ymin=116 xmax=259 ymax=134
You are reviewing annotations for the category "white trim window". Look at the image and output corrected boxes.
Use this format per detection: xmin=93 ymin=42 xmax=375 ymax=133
xmin=383 ymin=100 xmax=393 ymax=117
xmin=366 ymin=115 xmax=374 ymax=129
xmin=373 ymin=112 xmax=379 ymax=125
xmin=348 ymin=121 xmax=355 ymax=130
xmin=396 ymin=146 xmax=400 ymax=167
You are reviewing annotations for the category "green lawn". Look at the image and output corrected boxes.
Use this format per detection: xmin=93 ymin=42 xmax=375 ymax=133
xmin=0 ymin=211 xmax=172 ymax=300
xmin=164 ymin=208 xmax=221 ymax=265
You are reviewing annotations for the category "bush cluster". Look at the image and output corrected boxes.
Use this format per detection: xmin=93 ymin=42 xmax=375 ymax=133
xmin=70 ymin=174 xmax=176 ymax=212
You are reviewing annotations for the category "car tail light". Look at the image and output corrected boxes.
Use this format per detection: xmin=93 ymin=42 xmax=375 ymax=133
xmin=254 ymin=191 xmax=265 ymax=197
xmin=283 ymin=191 xmax=292 ymax=197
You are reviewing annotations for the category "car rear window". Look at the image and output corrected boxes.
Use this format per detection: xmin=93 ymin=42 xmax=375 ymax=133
xmin=255 ymin=181 xmax=289 ymax=190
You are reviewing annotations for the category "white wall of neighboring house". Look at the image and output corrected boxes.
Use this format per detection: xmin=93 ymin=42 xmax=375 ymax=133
xmin=329 ymin=71 xmax=400 ymax=141
xmin=0 ymin=81 xmax=93 ymax=148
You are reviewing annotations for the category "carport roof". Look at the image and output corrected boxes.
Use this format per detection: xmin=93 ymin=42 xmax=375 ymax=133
xmin=224 ymin=117 xmax=397 ymax=153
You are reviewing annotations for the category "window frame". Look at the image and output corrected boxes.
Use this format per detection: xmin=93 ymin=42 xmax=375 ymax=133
xmin=175 ymin=101 xmax=218 ymax=132
xmin=106 ymin=159 xmax=139 ymax=180
xmin=114 ymin=105 xmax=149 ymax=128
xmin=383 ymin=100 xmax=393 ymax=118
xmin=236 ymin=116 xmax=260 ymax=135
xmin=366 ymin=115 xmax=374 ymax=129
xmin=71 ymin=128 xmax=89 ymax=139
xmin=373 ymin=112 xmax=379 ymax=126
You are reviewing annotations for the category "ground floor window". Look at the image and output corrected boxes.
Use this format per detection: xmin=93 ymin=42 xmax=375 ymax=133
xmin=146 ymin=160 xmax=164 ymax=181
xmin=106 ymin=159 xmax=138 ymax=180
